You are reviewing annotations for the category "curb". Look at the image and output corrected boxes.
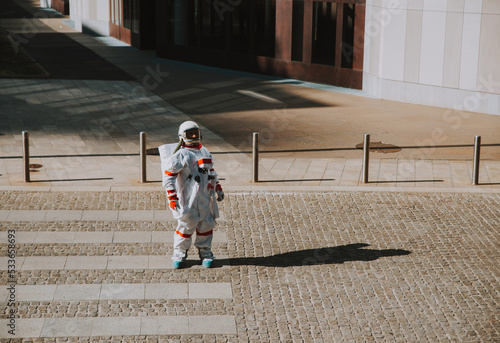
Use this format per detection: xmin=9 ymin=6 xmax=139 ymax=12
xmin=0 ymin=185 xmax=499 ymax=194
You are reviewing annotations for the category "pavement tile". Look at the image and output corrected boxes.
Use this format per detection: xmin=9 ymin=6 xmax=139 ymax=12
xmin=140 ymin=316 xmax=188 ymax=335
xmin=415 ymin=159 xmax=436 ymax=186
xmin=145 ymin=283 xmax=188 ymax=300
xmin=189 ymin=282 xmax=233 ymax=299
xmin=91 ymin=317 xmax=141 ymax=337
xmin=151 ymin=230 xmax=172 ymax=243
xmin=432 ymin=160 xmax=453 ymax=187
xmin=53 ymin=284 xmax=101 ymax=301
xmin=20 ymin=256 xmax=66 ymax=270
xmin=0 ymin=318 xmax=44 ymax=339
xmin=118 ymin=210 xmax=155 ymax=221
xmin=0 ymin=285 xmax=57 ymax=302
xmin=100 ymin=284 xmax=145 ymax=300
xmin=13 ymin=231 xmax=37 ymax=243
xmin=40 ymin=318 xmax=93 ymax=338
xmin=340 ymin=159 xmax=362 ymax=186
xmin=45 ymin=210 xmax=83 ymax=221
xmin=153 ymin=210 xmax=175 ymax=221
xmin=0 ymin=210 xmax=10 ymax=220
xmin=81 ymin=210 xmax=119 ymax=221
xmin=113 ymin=230 xmax=152 ymax=243
xmin=396 ymin=159 xmax=416 ymax=187
xmin=6 ymin=210 xmax=47 ymax=221
xmin=65 ymin=256 xmax=108 ymax=270
xmin=376 ymin=159 xmax=398 ymax=187
xmin=107 ymin=255 xmax=149 ymax=269
xmin=34 ymin=231 xmax=76 ymax=243
xmin=73 ymin=231 xmax=114 ymax=243
xmin=147 ymin=255 xmax=171 ymax=269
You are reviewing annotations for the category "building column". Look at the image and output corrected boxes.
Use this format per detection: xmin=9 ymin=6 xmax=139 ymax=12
xmin=302 ymin=1 xmax=313 ymax=64
xmin=353 ymin=4 xmax=365 ymax=71
xmin=275 ymin=0 xmax=292 ymax=61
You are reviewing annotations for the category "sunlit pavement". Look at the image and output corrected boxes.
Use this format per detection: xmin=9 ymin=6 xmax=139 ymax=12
xmin=1 ymin=190 xmax=499 ymax=341
xmin=0 ymin=3 xmax=499 ymax=342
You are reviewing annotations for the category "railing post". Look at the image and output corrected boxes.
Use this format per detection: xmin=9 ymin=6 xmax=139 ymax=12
xmin=252 ymin=132 xmax=259 ymax=182
xmin=22 ymin=131 xmax=30 ymax=183
xmin=472 ymin=135 xmax=481 ymax=185
xmin=362 ymin=133 xmax=370 ymax=184
xmin=140 ymin=132 xmax=147 ymax=183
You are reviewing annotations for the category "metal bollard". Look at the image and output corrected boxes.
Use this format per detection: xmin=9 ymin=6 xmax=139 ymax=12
xmin=140 ymin=132 xmax=147 ymax=183
xmin=252 ymin=132 xmax=259 ymax=182
xmin=472 ymin=135 xmax=481 ymax=185
xmin=362 ymin=133 xmax=370 ymax=184
xmin=22 ymin=131 xmax=30 ymax=182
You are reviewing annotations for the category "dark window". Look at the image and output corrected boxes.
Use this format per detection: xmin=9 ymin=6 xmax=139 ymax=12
xmin=199 ymin=0 xmax=226 ymax=50
xmin=122 ymin=0 xmax=140 ymax=33
xmin=166 ymin=0 xmax=190 ymax=46
xmin=341 ymin=3 xmax=355 ymax=69
xmin=230 ymin=1 xmax=251 ymax=54
xmin=292 ymin=0 xmax=304 ymax=62
xmin=254 ymin=0 xmax=276 ymax=57
xmin=111 ymin=0 xmax=121 ymax=26
xmin=132 ymin=0 xmax=140 ymax=34
xmin=123 ymin=0 xmax=131 ymax=29
xmin=166 ymin=0 xmax=174 ymax=44
xmin=165 ymin=0 xmax=275 ymax=56
xmin=311 ymin=1 xmax=336 ymax=66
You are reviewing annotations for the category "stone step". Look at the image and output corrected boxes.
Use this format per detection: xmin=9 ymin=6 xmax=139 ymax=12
xmin=0 ymin=255 xmax=230 ymax=270
xmin=0 ymin=315 xmax=237 ymax=338
xmin=0 ymin=230 xmax=228 ymax=244
xmin=0 ymin=282 xmax=233 ymax=302
xmin=0 ymin=210 xmax=226 ymax=222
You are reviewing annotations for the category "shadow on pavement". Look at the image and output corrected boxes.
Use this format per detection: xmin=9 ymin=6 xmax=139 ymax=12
xmin=22 ymin=33 xmax=134 ymax=80
xmin=31 ymin=177 xmax=113 ymax=182
xmin=259 ymin=179 xmax=336 ymax=183
xmin=217 ymin=243 xmax=411 ymax=268
xmin=0 ymin=0 xmax=36 ymax=18
xmin=371 ymin=180 xmax=444 ymax=184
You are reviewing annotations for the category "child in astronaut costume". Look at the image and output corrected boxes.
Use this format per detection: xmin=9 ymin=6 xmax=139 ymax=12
xmin=159 ymin=121 xmax=224 ymax=269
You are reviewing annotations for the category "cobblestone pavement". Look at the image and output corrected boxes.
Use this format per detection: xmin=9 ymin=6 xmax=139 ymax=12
xmin=1 ymin=190 xmax=499 ymax=342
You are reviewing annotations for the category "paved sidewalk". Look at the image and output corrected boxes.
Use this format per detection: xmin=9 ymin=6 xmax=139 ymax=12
xmin=0 ymin=190 xmax=499 ymax=341
xmin=1 ymin=4 xmax=499 ymax=343
xmin=0 ymin=9 xmax=499 ymax=191
xmin=0 ymin=76 xmax=499 ymax=191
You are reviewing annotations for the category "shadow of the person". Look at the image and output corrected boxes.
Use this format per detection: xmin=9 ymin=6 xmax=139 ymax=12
xmin=216 ymin=243 xmax=411 ymax=268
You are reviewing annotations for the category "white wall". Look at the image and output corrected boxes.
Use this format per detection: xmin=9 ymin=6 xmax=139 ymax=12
xmin=363 ymin=0 xmax=500 ymax=116
xmin=69 ymin=0 xmax=110 ymax=36
xmin=40 ymin=0 xmax=52 ymax=7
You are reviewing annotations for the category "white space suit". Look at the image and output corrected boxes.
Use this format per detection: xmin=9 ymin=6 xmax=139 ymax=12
xmin=159 ymin=121 xmax=223 ymax=268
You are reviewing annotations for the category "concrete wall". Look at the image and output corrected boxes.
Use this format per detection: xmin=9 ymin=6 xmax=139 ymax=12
xmin=69 ymin=0 xmax=110 ymax=36
xmin=40 ymin=0 xmax=52 ymax=7
xmin=363 ymin=0 xmax=500 ymax=116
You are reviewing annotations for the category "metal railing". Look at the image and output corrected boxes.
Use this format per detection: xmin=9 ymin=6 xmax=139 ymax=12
xmin=19 ymin=131 xmax=492 ymax=186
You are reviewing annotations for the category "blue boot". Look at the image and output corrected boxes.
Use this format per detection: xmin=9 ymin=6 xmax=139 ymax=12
xmin=202 ymin=258 xmax=213 ymax=268
xmin=199 ymin=249 xmax=214 ymax=268
xmin=172 ymin=259 xmax=184 ymax=269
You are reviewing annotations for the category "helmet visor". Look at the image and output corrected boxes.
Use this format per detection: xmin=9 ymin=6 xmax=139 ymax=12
xmin=184 ymin=128 xmax=201 ymax=141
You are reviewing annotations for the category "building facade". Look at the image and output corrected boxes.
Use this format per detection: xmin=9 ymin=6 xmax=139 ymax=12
xmin=68 ymin=0 xmax=111 ymax=36
xmin=61 ymin=0 xmax=500 ymax=116
xmin=155 ymin=0 xmax=366 ymax=89
xmin=41 ymin=0 xmax=69 ymax=15
xmin=363 ymin=0 xmax=500 ymax=116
